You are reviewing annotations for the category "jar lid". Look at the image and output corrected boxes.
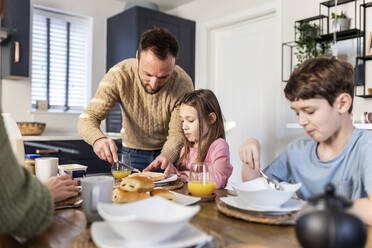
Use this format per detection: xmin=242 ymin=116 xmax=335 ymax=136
xmin=25 ymin=154 xmax=41 ymax=159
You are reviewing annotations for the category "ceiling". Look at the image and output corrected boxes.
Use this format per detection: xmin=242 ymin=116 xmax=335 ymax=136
xmin=121 ymin=0 xmax=198 ymax=11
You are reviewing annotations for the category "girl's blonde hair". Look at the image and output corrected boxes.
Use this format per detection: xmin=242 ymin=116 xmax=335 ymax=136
xmin=177 ymin=89 xmax=225 ymax=166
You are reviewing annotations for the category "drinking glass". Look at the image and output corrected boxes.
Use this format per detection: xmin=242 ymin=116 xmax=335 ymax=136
xmin=188 ymin=162 xmax=216 ymax=197
xmin=111 ymin=152 xmax=131 ymax=179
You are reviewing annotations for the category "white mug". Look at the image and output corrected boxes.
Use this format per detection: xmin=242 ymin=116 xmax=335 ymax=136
xmin=81 ymin=176 xmax=114 ymax=223
xmin=35 ymin=157 xmax=59 ymax=182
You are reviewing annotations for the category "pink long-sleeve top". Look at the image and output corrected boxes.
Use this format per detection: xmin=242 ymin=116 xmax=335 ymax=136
xmin=178 ymin=138 xmax=233 ymax=189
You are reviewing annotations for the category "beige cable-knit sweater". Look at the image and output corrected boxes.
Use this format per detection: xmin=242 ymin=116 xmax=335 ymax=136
xmin=78 ymin=58 xmax=193 ymax=162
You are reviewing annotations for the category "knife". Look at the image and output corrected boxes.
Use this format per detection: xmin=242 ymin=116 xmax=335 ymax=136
xmin=115 ymin=161 xmax=141 ymax=173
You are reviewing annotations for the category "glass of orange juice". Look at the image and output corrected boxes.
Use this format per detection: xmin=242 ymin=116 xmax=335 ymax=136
xmin=111 ymin=152 xmax=131 ymax=179
xmin=188 ymin=162 xmax=216 ymax=197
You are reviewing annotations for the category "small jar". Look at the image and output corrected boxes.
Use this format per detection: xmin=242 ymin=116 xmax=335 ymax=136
xmin=25 ymin=154 xmax=40 ymax=175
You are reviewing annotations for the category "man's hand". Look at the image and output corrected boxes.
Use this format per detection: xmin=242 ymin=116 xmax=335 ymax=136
xmin=144 ymin=155 xmax=175 ymax=177
xmin=239 ymin=138 xmax=261 ymax=172
xmin=93 ymin=138 xmax=119 ymax=164
xmin=44 ymin=174 xmax=79 ymax=203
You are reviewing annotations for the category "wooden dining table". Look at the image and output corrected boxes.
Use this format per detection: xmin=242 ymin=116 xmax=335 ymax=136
xmin=1 ymin=186 xmax=372 ymax=248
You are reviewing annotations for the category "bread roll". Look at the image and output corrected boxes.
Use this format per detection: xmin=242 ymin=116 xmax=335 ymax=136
xmin=136 ymin=171 xmax=165 ymax=181
xmin=119 ymin=175 xmax=154 ymax=192
xmin=112 ymin=188 xmax=149 ymax=204
xmin=150 ymin=189 xmax=176 ymax=202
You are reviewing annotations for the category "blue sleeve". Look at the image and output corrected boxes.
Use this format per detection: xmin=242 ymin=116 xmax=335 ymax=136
xmin=360 ymin=132 xmax=372 ymax=195
xmin=263 ymin=149 xmax=290 ymax=182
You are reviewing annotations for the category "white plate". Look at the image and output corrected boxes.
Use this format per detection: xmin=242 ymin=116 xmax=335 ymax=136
xmin=220 ymin=196 xmax=306 ymax=214
xmin=172 ymin=191 xmax=200 ymax=205
xmin=91 ymin=221 xmax=212 ymax=248
xmin=154 ymin=174 xmax=178 ymax=185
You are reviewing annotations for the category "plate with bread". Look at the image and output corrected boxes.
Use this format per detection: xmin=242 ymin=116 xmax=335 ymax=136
xmin=112 ymin=175 xmax=199 ymax=205
xmin=129 ymin=171 xmax=178 ymax=185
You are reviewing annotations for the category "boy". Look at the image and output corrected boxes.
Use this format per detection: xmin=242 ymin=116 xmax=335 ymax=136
xmin=239 ymin=57 xmax=372 ymax=225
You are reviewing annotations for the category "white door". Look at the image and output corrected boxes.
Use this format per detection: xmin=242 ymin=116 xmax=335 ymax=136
xmin=203 ymin=8 xmax=281 ymax=183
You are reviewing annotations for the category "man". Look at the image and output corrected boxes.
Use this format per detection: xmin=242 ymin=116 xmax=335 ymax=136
xmin=78 ymin=28 xmax=194 ymax=170
xmin=239 ymin=57 xmax=372 ymax=225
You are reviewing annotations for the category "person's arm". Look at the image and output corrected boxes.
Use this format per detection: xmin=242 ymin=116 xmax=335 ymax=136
xmin=150 ymin=78 xmax=193 ymax=170
xmin=240 ymin=138 xmax=290 ymax=183
xmin=351 ymin=141 xmax=372 ymax=225
xmin=158 ymin=105 xmax=186 ymax=164
xmin=0 ymin=116 xmax=53 ymax=238
xmin=209 ymin=140 xmax=233 ymax=189
xmin=350 ymin=195 xmax=372 ymax=225
xmin=44 ymin=174 xmax=79 ymax=203
xmin=78 ymin=66 xmax=122 ymax=163
xmin=239 ymin=138 xmax=261 ymax=181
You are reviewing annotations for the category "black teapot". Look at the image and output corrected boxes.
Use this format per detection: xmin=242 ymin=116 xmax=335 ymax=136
xmin=295 ymin=183 xmax=367 ymax=248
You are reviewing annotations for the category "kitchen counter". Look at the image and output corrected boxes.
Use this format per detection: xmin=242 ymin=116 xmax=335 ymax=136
xmin=22 ymin=132 xmax=122 ymax=141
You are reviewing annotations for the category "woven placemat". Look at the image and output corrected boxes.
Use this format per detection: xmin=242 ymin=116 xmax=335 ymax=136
xmin=156 ymin=180 xmax=184 ymax=190
xmin=193 ymin=223 xmax=225 ymax=248
xmin=69 ymin=229 xmax=97 ymax=248
xmin=217 ymin=200 xmax=297 ymax=225
xmin=187 ymin=192 xmax=216 ymax=202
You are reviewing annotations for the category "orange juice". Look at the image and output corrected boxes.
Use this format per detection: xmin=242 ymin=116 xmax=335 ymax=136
xmin=112 ymin=170 xmax=131 ymax=179
xmin=188 ymin=180 xmax=216 ymax=197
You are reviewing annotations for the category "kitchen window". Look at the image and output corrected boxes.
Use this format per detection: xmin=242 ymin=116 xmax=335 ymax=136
xmin=31 ymin=6 xmax=92 ymax=112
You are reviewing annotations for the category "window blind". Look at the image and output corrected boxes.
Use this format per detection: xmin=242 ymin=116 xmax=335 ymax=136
xmin=31 ymin=7 xmax=91 ymax=111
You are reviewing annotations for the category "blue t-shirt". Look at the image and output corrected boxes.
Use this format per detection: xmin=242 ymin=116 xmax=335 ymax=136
xmin=264 ymin=128 xmax=372 ymax=200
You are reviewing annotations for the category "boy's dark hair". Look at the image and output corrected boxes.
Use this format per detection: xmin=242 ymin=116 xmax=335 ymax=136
xmin=284 ymin=57 xmax=354 ymax=113
xmin=177 ymin=89 xmax=225 ymax=165
xmin=138 ymin=27 xmax=179 ymax=60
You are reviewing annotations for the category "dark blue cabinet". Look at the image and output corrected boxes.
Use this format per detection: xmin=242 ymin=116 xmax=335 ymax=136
xmin=106 ymin=6 xmax=195 ymax=132
xmin=1 ymin=0 xmax=30 ymax=79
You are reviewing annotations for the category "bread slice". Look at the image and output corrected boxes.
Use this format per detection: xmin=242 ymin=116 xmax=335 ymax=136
xmin=136 ymin=171 xmax=165 ymax=181
xmin=112 ymin=188 xmax=149 ymax=204
xmin=119 ymin=175 xmax=154 ymax=192
xmin=150 ymin=189 xmax=176 ymax=202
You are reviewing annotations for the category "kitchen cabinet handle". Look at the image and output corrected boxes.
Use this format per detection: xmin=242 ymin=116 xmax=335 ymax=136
xmin=14 ymin=41 xmax=20 ymax=63
xmin=36 ymin=149 xmax=59 ymax=154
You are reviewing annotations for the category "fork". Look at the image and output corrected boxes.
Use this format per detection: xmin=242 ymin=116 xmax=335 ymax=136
xmin=258 ymin=169 xmax=283 ymax=191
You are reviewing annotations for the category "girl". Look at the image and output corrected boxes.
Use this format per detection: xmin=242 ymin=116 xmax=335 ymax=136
xmin=145 ymin=89 xmax=233 ymax=189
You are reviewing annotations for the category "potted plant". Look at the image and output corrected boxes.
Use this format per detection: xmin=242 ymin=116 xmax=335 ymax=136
xmin=295 ymin=22 xmax=331 ymax=65
xmin=331 ymin=11 xmax=350 ymax=32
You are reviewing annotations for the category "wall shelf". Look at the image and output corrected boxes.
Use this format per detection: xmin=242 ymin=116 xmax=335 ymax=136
xmin=316 ymin=28 xmax=363 ymax=42
xmin=281 ymin=41 xmax=297 ymax=82
xmin=321 ymin=0 xmax=359 ymax=7
xmin=355 ymin=2 xmax=372 ymax=98
xmin=286 ymin=122 xmax=372 ymax=129
xmin=357 ymin=55 xmax=372 ymax=60
xmin=296 ymin=15 xmax=328 ymax=23
xmin=354 ymin=123 xmax=372 ymax=129
xmin=294 ymin=15 xmax=328 ymax=42
xmin=355 ymin=95 xmax=372 ymax=98
xmin=360 ymin=2 xmax=372 ymax=7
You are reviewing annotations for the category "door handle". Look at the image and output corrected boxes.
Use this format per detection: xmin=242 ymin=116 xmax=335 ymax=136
xmin=14 ymin=41 xmax=20 ymax=63
xmin=36 ymin=149 xmax=59 ymax=154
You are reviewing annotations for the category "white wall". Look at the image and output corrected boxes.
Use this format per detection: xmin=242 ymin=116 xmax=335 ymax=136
xmin=167 ymin=0 xmax=277 ymax=91
xmin=0 ymin=0 xmax=125 ymax=135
